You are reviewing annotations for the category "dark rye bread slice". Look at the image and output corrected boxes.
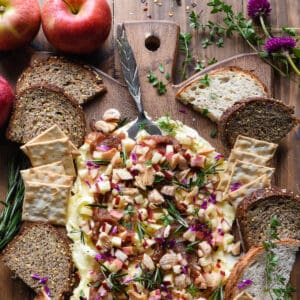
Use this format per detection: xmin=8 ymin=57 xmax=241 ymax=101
xmin=6 ymin=85 xmax=86 ymax=147
xmin=237 ymin=186 xmax=300 ymax=251
xmin=219 ymin=97 xmax=298 ymax=147
xmin=224 ymin=239 xmax=300 ymax=300
xmin=16 ymin=55 xmax=106 ymax=105
xmin=1 ymin=223 xmax=73 ymax=300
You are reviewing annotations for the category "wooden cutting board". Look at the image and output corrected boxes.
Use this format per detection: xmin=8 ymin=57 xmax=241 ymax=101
xmin=0 ymin=21 xmax=298 ymax=300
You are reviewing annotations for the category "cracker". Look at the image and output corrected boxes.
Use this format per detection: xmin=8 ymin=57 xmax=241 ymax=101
xmin=223 ymin=160 xmax=274 ymax=196
xmin=21 ymin=170 xmax=73 ymax=186
xmin=23 ymin=138 xmax=75 ymax=176
xmin=24 ymin=161 xmax=66 ymax=175
xmin=217 ymin=150 xmax=271 ymax=192
xmin=21 ymin=124 xmax=80 ymax=157
xmin=233 ymin=291 xmax=255 ymax=300
xmin=234 ymin=135 xmax=278 ymax=159
xmin=22 ymin=181 xmax=71 ymax=225
xmin=227 ymin=175 xmax=271 ymax=208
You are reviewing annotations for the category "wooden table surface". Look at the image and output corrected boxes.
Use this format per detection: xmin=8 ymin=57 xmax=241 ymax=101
xmin=0 ymin=0 xmax=299 ymax=299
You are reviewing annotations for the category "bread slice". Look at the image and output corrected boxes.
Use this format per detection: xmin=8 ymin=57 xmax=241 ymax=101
xmin=1 ymin=223 xmax=73 ymax=300
xmin=237 ymin=186 xmax=300 ymax=250
xmin=6 ymin=85 xmax=86 ymax=147
xmin=219 ymin=97 xmax=297 ymax=147
xmin=176 ymin=67 xmax=268 ymax=122
xmin=16 ymin=55 xmax=106 ymax=105
xmin=225 ymin=239 xmax=300 ymax=300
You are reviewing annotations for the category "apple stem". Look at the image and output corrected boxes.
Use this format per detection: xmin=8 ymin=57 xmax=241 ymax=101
xmin=62 ymin=0 xmax=79 ymax=14
xmin=0 ymin=5 xmax=6 ymax=14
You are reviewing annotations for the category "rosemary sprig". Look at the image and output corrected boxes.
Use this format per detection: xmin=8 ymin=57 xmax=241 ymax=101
xmin=99 ymin=262 xmax=129 ymax=299
xmin=263 ymin=215 xmax=296 ymax=299
xmin=165 ymin=199 xmax=188 ymax=228
xmin=133 ymin=267 xmax=163 ymax=290
xmin=136 ymin=220 xmax=147 ymax=241
xmin=88 ymin=159 xmax=110 ymax=165
xmin=179 ymin=32 xmax=193 ymax=80
xmin=0 ymin=153 xmax=28 ymax=252
xmin=209 ymin=282 xmax=224 ymax=300
xmin=185 ymin=241 xmax=200 ymax=253
xmin=85 ymin=203 xmax=108 ymax=208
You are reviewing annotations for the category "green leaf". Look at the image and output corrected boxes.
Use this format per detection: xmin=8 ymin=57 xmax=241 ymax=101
xmin=210 ymin=128 xmax=217 ymax=138
xmin=209 ymin=282 xmax=224 ymax=300
xmin=202 ymin=38 xmax=213 ymax=48
xmin=159 ymin=63 xmax=165 ymax=73
xmin=165 ymin=72 xmax=171 ymax=81
xmin=199 ymin=74 xmax=211 ymax=86
xmin=292 ymin=48 xmax=300 ymax=58
xmin=202 ymin=108 xmax=209 ymax=116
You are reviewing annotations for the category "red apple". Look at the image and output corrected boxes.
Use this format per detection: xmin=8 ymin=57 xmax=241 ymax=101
xmin=0 ymin=76 xmax=14 ymax=128
xmin=0 ymin=0 xmax=41 ymax=51
xmin=41 ymin=0 xmax=112 ymax=54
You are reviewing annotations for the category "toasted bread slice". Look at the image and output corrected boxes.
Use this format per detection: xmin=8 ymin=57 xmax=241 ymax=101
xmin=1 ymin=223 xmax=73 ymax=300
xmin=219 ymin=97 xmax=297 ymax=148
xmin=237 ymin=186 xmax=300 ymax=250
xmin=176 ymin=67 xmax=268 ymax=122
xmin=225 ymin=239 xmax=300 ymax=300
xmin=16 ymin=55 xmax=106 ymax=105
xmin=6 ymin=85 xmax=86 ymax=148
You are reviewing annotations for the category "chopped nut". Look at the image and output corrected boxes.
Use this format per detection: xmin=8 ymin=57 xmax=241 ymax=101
xmin=95 ymin=120 xmax=118 ymax=133
xmin=194 ymin=274 xmax=207 ymax=289
xmin=174 ymin=274 xmax=191 ymax=289
xmin=112 ymin=168 xmax=133 ymax=181
xmin=148 ymin=189 xmax=165 ymax=205
xmin=135 ymin=166 xmax=155 ymax=189
xmin=159 ymin=253 xmax=178 ymax=270
xmin=102 ymin=108 xmax=121 ymax=122
xmin=199 ymin=241 xmax=212 ymax=256
xmin=142 ymin=253 xmax=155 ymax=271
xmin=161 ymin=185 xmax=176 ymax=196
xmin=99 ymin=232 xmax=112 ymax=249
xmin=127 ymin=291 xmax=148 ymax=300
xmin=163 ymin=225 xmax=171 ymax=238
xmin=170 ymin=153 xmax=188 ymax=170
xmin=231 ymin=241 xmax=241 ymax=256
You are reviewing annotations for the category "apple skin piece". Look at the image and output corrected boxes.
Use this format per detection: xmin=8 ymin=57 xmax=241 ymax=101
xmin=0 ymin=0 xmax=41 ymax=50
xmin=41 ymin=0 xmax=112 ymax=54
xmin=0 ymin=76 xmax=14 ymax=129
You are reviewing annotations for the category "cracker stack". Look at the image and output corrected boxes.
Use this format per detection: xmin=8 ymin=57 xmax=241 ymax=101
xmin=20 ymin=125 xmax=79 ymax=225
xmin=218 ymin=135 xmax=278 ymax=207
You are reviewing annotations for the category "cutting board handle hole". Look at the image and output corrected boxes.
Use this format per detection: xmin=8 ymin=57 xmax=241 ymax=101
xmin=145 ymin=35 xmax=160 ymax=51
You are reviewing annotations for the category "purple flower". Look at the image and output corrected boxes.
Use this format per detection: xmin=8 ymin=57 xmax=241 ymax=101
xmin=44 ymin=285 xmax=51 ymax=296
xmin=265 ymin=36 xmax=297 ymax=53
xmin=238 ymin=278 xmax=253 ymax=289
xmin=209 ymin=194 xmax=217 ymax=204
xmin=201 ymin=200 xmax=208 ymax=209
xmin=214 ymin=154 xmax=224 ymax=161
xmin=247 ymin=0 xmax=271 ymax=18
xmin=94 ymin=253 xmax=102 ymax=261
xmin=179 ymin=109 xmax=187 ymax=114
xmin=31 ymin=273 xmax=40 ymax=281
xmin=39 ymin=277 xmax=48 ymax=284
xmin=230 ymin=182 xmax=242 ymax=192
xmin=181 ymin=266 xmax=188 ymax=274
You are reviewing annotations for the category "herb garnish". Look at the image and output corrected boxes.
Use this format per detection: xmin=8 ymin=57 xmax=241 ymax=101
xmin=199 ymin=74 xmax=211 ymax=87
xmin=89 ymin=159 xmax=110 ymax=166
xmin=133 ymin=267 xmax=163 ymax=290
xmin=263 ymin=215 xmax=296 ymax=299
xmin=120 ymin=148 xmax=127 ymax=166
xmin=147 ymin=71 xmax=168 ymax=95
xmin=160 ymin=214 xmax=175 ymax=226
xmin=0 ymin=153 xmax=28 ymax=252
xmin=86 ymin=203 xmax=108 ymax=208
xmin=136 ymin=220 xmax=147 ymax=241
xmin=117 ymin=117 xmax=129 ymax=129
xmin=99 ymin=262 xmax=129 ymax=299
xmin=157 ymin=115 xmax=178 ymax=136
xmin=209 ymin=282 xmax=224 ymax=300
xmin=185 ymin=241 xmax=200 ymax=253
xmin=179 ymin=32 xmax=193 ymax=80
xmin=165 ymin=199 xmax=188 ymax=228
xmin=187 ymin=283 xmax=200 ymax=297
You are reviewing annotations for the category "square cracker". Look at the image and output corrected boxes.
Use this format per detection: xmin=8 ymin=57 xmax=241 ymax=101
xmin=21 ymin=169 xmax=73 ymax=186
xmin=22 ymin=181 xmax=71 ymax=225
xmin=217 ymin=149 xmax=272 ymax=192
xmin=20 ymin=124 xmax=80 ymax=158
xmin=24 ymin=161 xmax=66 ymax=175
xmin=22 ymin=138 xmax=75 ymax=176
xmin=227 ymin=174 xmax=271 ymax=208
xmin=223 ymin=160 xmax=275 ymax=196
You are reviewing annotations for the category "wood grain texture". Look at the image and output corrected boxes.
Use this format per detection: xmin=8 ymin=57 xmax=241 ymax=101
xmin=0 ymin=0 xmax=299 ymax=299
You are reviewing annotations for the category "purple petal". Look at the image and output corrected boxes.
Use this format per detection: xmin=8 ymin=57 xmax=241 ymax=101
xmin=84 ymin=179 xmax=91 ymax=188
xmin=201 ymin=201 xmax=208 ymax=209
xmin=39 ymin=277 xmax=48 ymax=284
xmin=181 ymin=265 xmax=188 ymax=274
xmin=31 ymin=273 xmax=40 ymax=281
xmin=247 ymin=0 xmax=271 ymax=18
xmin=265 ymin=36 xmax=296 ymax=53
xmin=94 ymin=253 xmax=102 ymax=261
xmin=131 ymin=152 xmax=137 ymax=163
xmin=96 ymin=145 xmax=110 ymax=151
xmin=209 ymin=194 xmax=217 ymax=204
xmin=44 ymin=285 xmax=51 ymax=296
xmin=214 ymin=154 xmax=224 ymax=161
xmin=179 ymin=109 xmax=187 ymax=114
xmin=230 ymin=182 xmax=242 ymax=192
xmin=238 ymin=278 xmax=253 ymax=289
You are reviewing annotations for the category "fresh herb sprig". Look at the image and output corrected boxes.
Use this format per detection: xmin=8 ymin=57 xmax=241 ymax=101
xmin=165 ymin=199 xmax=188 ymax=228
xmin=263 ymin=215 xmax=296 ymax=299
xmin=136 ymin=220 xmax=147 ymax=241
xmin=99 ymin=262 xmax=129 ymax=299
xmin=133 ymin=267 xmax=163 ymax=290
xmin=0 ymin=153 xmax=28 ymax=252
xmin=147 ymin=70 xmax=168 ymax=95
xmin=209 ymin=282 xmax=224 ymax=300
xmin=157 ymin=115 xmax=178 ymax=136
xmin=179 ymin=32 xmax=193 ymax=80
xmin=185 ymin=241 xmax=200 ymax=253
xmin=88 ymin=159 xmax=110 ymax=166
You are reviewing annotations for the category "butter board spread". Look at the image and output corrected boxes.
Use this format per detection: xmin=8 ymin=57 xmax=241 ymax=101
xmin=67 ymin=116 xmax=239 ymax=299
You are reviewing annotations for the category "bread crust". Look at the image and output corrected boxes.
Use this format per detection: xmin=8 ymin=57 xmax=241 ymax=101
xmin=224 ymin=239 xmax=300 ymax=300
xmin=236 ymin=186 xmax=300 ymax=250
xmin=176 ymin=66 xmax=269 ymax=99
xmin=1 ymin=222 xmax=73 ymax=300
xmin=218 ymin=97 xmax=297 ymax=148
xmin=6 ymin=84 xmax=86 ymax=147
xmin=16 ymin=55 xmax=106 ymax=104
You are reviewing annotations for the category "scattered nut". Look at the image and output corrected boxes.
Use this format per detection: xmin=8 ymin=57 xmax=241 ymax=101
xmin=95 ymin=120 xmax=118 ymax=133
xmin=174 ymin=274 xmax=191 ymax=289
xmin=159 ymin=253 xmax=178 ymax=270
xmin=127 ymin=291 xmax=148 ymax=300
xmin=161 ymin=185 xmax=176 ymax=196
xmin=99 ymin=232 xmax=112 ymax=249
xmin=148 ymin=189 xmax=165 ymax=205
xmin=102 ymin=108 xmax=121 ymax=122
xmin=142 ymin=253 xmax=155 ymax=271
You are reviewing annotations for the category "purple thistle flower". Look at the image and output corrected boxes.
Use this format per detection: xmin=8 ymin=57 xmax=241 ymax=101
xmin=238 ymin=278 xmax=253 ymax=289
xmin=265 ymin=36 xmax=297 ymax=53
xmin=247 ymin=0 xmax=271 ymax=18
xmin=39 ymin=277 xmax=48 ymax=284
